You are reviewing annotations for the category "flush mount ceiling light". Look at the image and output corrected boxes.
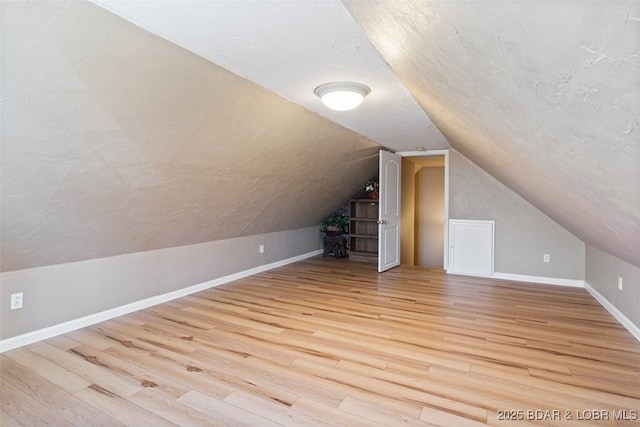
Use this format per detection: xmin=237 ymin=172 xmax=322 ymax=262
xmin=314 ymin=81 xmax=371 ymax=111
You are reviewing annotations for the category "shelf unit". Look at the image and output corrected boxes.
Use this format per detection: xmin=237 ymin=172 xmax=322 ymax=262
xmin=349 ymin=199 xmax=379 ymax=262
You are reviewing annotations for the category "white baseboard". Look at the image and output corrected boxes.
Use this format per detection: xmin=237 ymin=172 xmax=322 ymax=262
xmin=584 ymin=281 xmax=640 ymax=342
xmin=493 ymin=272 xmax=585 ymax=288
xmin=0 ymin=249 xmax=323 ymax=353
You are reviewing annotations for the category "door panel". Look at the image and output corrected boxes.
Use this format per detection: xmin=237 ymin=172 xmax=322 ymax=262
xmin=378 ymin=150 xmax=402 ymax=272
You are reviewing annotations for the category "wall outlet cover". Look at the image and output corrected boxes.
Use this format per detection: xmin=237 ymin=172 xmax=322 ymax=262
xmin=10 ymin=293 xmax=23 ymax=310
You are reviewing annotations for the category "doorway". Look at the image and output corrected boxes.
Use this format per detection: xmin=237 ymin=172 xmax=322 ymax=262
xmin=400 ymin=152 xmax=448 ymax=269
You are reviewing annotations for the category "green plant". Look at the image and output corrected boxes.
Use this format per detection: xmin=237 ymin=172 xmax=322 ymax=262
xmin=320 ymin=208 xmax=349 ymax=233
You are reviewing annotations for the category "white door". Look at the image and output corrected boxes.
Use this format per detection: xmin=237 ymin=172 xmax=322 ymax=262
xmin=378 ymin=150 xmax=402 ymax=272
xmin=448 ymin=219 xmax=494 ymax=277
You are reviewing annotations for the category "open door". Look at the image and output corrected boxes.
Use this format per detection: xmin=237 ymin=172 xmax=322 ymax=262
xmin=378 ymin=150 xmax=402 ymax=272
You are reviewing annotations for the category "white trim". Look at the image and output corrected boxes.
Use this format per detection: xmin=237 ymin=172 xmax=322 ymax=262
xmin=443 ymin=152 xmax=449 ymax=270
xmin=397 ymin=149 xmax=449 ymax=157
xmin=0 ymin=249 xmax=323 ymax=353
xmin=493 ymin=272 xmax=585 ymax=288
xmin=584 ymin=281 xmax=640 ymax=342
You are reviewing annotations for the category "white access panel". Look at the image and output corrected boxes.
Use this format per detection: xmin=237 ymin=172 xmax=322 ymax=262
xmin=448 ymin=219 xmax=494 ymax=277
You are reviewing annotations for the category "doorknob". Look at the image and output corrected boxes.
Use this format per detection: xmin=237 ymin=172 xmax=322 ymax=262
xmin=377 ymin=219 xmax=388 ymax=224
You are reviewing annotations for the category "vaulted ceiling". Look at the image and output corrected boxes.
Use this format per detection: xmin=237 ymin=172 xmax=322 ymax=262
xmin=1 ymin=0 xmax=638 ymax=271
xmin=343 ymin=0 xmax=639 ymax=268
xmin=1 ymin=1 xmax=381 ymax=271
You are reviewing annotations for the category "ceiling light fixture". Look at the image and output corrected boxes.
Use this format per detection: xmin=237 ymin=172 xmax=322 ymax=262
xmin=314 ymin=81 xmax=370 ymax=111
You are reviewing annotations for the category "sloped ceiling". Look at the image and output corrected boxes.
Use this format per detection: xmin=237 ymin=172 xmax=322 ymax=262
xmin=343 ymin=0 xmax=639 ymax=268
xmin=87 ymin=0 xmax=449 ymax=152
xmin=2 ymin=1 xmax=638 ymax=272
xmin=0 ymin=1 xmax=380 ymax=271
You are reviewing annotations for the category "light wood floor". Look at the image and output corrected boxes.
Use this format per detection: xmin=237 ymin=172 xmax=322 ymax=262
xmin=1 ymin=257 xmax=639 ymax=426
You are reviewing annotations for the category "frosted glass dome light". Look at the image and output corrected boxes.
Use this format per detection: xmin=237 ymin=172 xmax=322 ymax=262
xmin=314 ymin=81 xmax=370 ymax=111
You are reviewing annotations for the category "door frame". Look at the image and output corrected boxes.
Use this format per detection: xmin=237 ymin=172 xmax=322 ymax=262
xmin=397 ymin=149 xmax=450 ymax=270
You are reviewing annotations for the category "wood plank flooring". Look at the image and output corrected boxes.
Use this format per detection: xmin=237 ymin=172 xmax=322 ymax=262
xmin=2 ymin=257 xmax=639 ymax=426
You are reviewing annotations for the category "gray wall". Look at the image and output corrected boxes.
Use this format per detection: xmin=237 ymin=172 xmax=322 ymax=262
xmin=449 ymin=149 xmax=585 ymax=279
xmin=0 ymin=227 xmax=321 ymax=341
xmin=586 ymin=245 xmax=639 ymax=329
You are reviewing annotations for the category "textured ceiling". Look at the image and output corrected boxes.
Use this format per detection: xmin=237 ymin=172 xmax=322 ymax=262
xmin=2 ymin=0 xmax=638 ymax=272
xmin=0 ymin=1 xmax=379 ymax=271
xmin=344 ymin=0 xmax=640 ymax=268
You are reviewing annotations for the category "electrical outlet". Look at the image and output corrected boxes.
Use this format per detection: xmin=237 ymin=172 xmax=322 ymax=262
xmin=543 ymin=253 xmax=550 ymax=263
xmin=618 ymin=277 xmax=623 ymax=291
xmin=259 ymin=244 xmax=265 ymax=254
xmin=10 ymin=293 xmax=23 ymax=310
